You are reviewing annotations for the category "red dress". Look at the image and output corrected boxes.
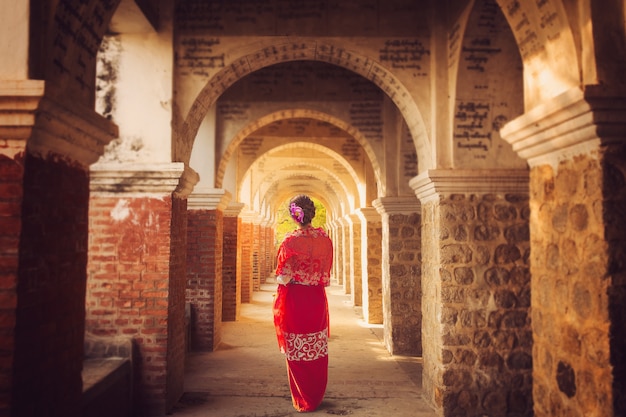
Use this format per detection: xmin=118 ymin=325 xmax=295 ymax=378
xmin=273 ymin=226 xmax=333 ymax=412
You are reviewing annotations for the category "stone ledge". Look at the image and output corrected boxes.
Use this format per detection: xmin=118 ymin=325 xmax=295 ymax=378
xmin=90 ymin=162 xmax=185 ymax=195
xmin=410 ymin=169 xmax=529 ymax=203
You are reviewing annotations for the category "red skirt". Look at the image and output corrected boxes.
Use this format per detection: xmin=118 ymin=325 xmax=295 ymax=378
xmin=273 ymin=283 xmax=329 ymax=412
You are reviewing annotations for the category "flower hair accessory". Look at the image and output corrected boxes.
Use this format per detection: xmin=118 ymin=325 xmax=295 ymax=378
xmin=290 ymin=203 xmax=304 ymax=223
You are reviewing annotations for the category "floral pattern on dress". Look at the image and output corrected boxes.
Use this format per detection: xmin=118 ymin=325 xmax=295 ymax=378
xmin=284 ymin=328 xmax=329 ymax=362
xmin=275 ymin=227 xmax=333 ymax=287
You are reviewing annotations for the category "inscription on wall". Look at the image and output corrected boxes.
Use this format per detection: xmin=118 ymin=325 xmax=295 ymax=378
xmin=175 ymin=0 xmax=425 ymax=36
xmin=379 ymin=39 xmax=429 ymax=76
xmin=503 ymin=0 xmax=562 ymax=59
xmin=179 ymin=38 xmax=225 ymax=77
xmin=52 ymin=0 xmax=115 ymax=95
xmin=349 ymin=102 xmax=382 ymax=142
xmin=453 ymin=0 xmax=523 ymax=167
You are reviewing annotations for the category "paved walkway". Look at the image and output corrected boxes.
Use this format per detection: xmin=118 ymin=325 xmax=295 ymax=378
xmin=171 ymin=281 xmax=437 ymax=417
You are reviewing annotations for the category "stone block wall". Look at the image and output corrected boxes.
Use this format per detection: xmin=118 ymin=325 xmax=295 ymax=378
xmin=529 ymin=153 xmax=618 ymax=417
xmin=361 ymin=210 xmax=383 ymax=324
xmin=387 ymin=212 xmax=422 ymax=356
xmin=422 ymin=193 xmax=532 ymax=417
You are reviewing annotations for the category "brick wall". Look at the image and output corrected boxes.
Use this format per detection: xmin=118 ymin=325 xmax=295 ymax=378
xmin=222 ymin=216 xmax=240 ymax=321
xmin=13 ymin=153 xmax=89 ymax=417
xmin=240 ymin=222 xmax=252 ymax=303
xmin=252 ymin=224 xmax=260 ymax=291
xmin=166 ymin=197 xmax=187 ymax=411
xmin=87 ymin=194 xmax=178 ymax=415
xmin=0 ymin=152 xmax=23 ymax=417
xmin=186 ymin=209 xmax=223 ymax=351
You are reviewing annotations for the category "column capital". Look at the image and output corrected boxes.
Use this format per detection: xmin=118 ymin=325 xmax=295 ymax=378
xmin=224 ymin=202 xmax=245 ymax=217
xmin=356 ymin=207 xmax=381 ymax=223
xmin=1 ymin=81 xmax=45 ymax=159
xmin=240 ymin=209 xmax=266 ymax=224
xmin=188 ymin=187 xmax=232 ymax=211
xmin=90 ymin=162 xmax=185 ymax=196
xmin=410 ymin=169 xmax=529 ymax=204
xmin=28 ymin=86 xmax=117 ymax=167
xmin=372 ymin=196 xmax=420 ymax=215
xmin=174 ymin=165 xmax=200 ymax=199
xmin=501 ymin=85 xmax=626 ymax=168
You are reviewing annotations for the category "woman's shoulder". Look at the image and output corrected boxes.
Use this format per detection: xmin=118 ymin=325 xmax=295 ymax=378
xmin=286 ymin=227 xmax=329 ymax=239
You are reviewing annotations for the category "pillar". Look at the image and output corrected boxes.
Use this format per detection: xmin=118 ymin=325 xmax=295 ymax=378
xmin=373 ymin=196 xmax=422 ymax=356
xmin=222 ymin=203 xmax=244 ymax=322
xmin=87 ymin=162 xmax=188 ymax=416
xmin=337 ymin=217 xmax=350 ymax=291
xmin=0 ymin=81 xmax=116 ymax=417
xmin=356 ymin=207 xmax=383 ymax=324
xmin=186 ymin=188 xmax=231 ymax=351
xmin=411 ymin=169 xmax=531 ymax=417
xmin=501 ymin=86 xmax=626 ymax=417
xmin=347 ymin=214 xmax=363 ymax=307
xmin=239 ymin=210 xmax=255 ymax=303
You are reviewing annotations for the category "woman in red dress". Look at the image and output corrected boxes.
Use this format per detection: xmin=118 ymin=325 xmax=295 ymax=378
xmin=273 ymin=195 xmax=334 ymax=412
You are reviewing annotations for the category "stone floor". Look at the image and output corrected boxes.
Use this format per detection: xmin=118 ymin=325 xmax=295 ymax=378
xmin=171 ymin=280 xmax=437 ymax=417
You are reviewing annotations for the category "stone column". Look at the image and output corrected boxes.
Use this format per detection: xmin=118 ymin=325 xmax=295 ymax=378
xmin=337 ymin=217 xmax=350 ymax=291
xmin=373 ymin=197 xmax=422 ymax=356
xmin=410 ymin=169 xmax=531 ymax=417
xmin=88 ymin=162 xmax=190 ymax=415
xmin=223 ymin=203 xmax=244 ymax=322
xmin=356 ymin=207 xmax=383 ymax=324
xmin=331 ymin=219 xmax=346 ymax=285
xmin=501 ymin=86 xmax=626 ymax=417
xmin=186 ymin=187 xmax=231 ymax=351
xmin=347 ymin=214 xmax=363 ymax=307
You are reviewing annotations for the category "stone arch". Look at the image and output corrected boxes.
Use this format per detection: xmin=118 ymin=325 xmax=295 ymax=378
xmin=178 ymin=39 xmax=431 ymax=172
xmin=245 ymin=159 xmax=355 ymax=216
xmin=264 ymin=175 xmax=341 ymax=222
xmin=215 ymin=109 xmax=382 ymax=194
xmin=237 ymin=141 xmax=362 ymax=209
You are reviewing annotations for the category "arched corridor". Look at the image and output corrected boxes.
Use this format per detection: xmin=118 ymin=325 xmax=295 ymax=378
xmin=2 ymin=1 xmax=626 ymax=417
xmin=173 ymin=280 xmax=435 ymax=417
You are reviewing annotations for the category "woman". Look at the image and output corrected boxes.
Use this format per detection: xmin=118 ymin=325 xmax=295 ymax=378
xmin=273 ymin=195 xmax=334 ymax=412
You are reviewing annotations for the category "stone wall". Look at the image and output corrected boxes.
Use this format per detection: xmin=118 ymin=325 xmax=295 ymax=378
xmin=387 ymin=212 xmax=422 ymax=355
xmin=422 ymin=192 xmax=532 ymax=416
xmin=529 ymin=153 xmax=616 ymax=417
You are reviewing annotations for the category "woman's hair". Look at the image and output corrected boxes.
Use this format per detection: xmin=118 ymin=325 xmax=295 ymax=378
xmin=289 ymin=195 xmax=316 ymax=226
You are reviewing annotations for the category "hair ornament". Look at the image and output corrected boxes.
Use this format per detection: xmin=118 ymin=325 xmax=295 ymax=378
xmin=290 ymin=203 xmax=304 ymax=223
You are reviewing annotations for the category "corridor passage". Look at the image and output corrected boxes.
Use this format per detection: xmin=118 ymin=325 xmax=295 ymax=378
xmin=171 ymin=281 xmax=437 ymax=417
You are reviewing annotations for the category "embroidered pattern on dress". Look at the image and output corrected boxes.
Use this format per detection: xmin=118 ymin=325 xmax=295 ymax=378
xmin=284 ymin=328 xmax=328 ymax=361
